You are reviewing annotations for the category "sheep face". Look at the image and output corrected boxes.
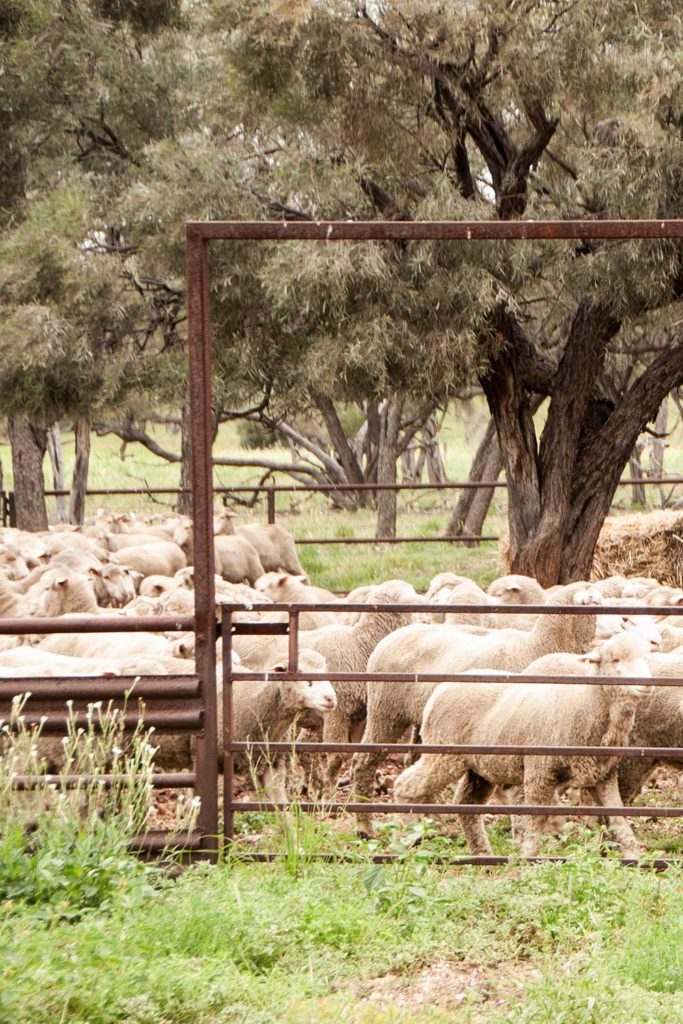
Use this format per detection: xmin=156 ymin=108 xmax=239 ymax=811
xmin=270 ymin=657 xmax=337 ymax=715
xmin=174 ymin=567 xmax=195 ymax=590
xmin=487 ymin=575 xmax=545 ymax=606
xmin=0 ymin=546 xmax=29 ymax=580
xmin=570 ymin=585 xmax=603 ymax=607
xmin=27 ymin=571 xmax=94 ymax=618
xmin=90 ymin=564 xmax=138 ymax=607
xmin=595 ymin=614 xmax=661 ymax=650
xmin=213 ymin=508 xmax=236 ymax=535
xmin=580 ymin=634 xmax=654 ymax=696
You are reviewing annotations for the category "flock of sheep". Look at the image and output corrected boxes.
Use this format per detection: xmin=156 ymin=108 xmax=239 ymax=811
xmin=1 ymin=506 xmax=683 ymax=858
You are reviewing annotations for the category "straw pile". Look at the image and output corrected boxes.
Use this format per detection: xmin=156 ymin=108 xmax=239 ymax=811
xmin=591 ymin=511 xmax=683 ymax=586
xmin=498 ymin=510 xmax=683 ymax=586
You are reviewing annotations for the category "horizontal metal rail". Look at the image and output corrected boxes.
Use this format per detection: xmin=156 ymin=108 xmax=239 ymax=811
xmin=231 ymin=670 xmax=683 ymax=688
xmin=12 ymin=709 xmax=202 ymax=733
xmin=295 ymin=534 xmax=499 ymax=544
xmin=30 ymin=476 xmax=683 ymax=497
xmin=0 ymin=676 xmax=198 ymax=700
xmin=0 ymin=615 xmax=194 ymax=635
xmin=129 ymin=830 xmax=204 ymax=853
xmin=188 ymin=219 xmax=683 ymax=241
xmin=228 ymin=740 xmax=683 ymax=758
xmin=230 ymin=801 xmax=683 ymax=818
xmin=11 ymin=773 xmax=195 ymax=790
xmin=229 ymin=601 xmax=683 ymax=616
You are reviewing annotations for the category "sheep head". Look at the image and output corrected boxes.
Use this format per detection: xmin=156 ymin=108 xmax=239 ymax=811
xmin=268 ymin=651 xmax=337 ymax=715
xmin=580 ymin=633 xmax=654 ymax=696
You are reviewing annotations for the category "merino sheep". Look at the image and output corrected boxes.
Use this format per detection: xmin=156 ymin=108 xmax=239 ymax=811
xmin=486 ymin=574 xmax=547 ymax=630
xmin=393 ymin=632 xmax=654 ymax=857
xmin=26 ymin=570 xmax=99 ymax=618
xmin=224 ymin=649 xmax=337 ymax=802
xmin=89 ymin=563 xmax=139 ymax=607
xmin=352 ymin=582 xmax=603 ymax=836
xmin=139 ymin=574 xmax=176 ymax=599
xmin=111 ymin=541 xmax=186 ymax=579
xmin=214 ymin=508 xmax=305 ymax=577
xmin=173 ymin=522 xmax=264 ymax=584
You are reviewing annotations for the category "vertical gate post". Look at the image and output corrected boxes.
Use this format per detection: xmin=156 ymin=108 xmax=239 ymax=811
xmin=186 ymin=231 xmax=219 ymax=859
xmin=266 ymin=487 xmax=276 ymax=524
xmin=222 ymin=608 xmax=234 ymax=845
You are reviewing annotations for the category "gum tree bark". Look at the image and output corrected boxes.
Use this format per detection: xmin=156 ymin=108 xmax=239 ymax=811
xmin=375 ymin=396 xmax=404 ymax=538
xmin=446 ymin=417 xmax=503 ymax=543
xmin=46 ymin=423 xmax=67 ymax=523
xmin=484 ymin=305 xmax=683 ymax=585
xmin=8 ymin=415 xmax=48 ymax=531
xmin=69 ymin=418 xmax=91 ymax=525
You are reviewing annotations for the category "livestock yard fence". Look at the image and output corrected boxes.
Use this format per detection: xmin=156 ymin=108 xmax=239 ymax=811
xmin=220 ymin=599 xmax=683 ymax=867
xmin=6 ymin=475 xmax=683 ymax=544
xmin=2 ymin=216 xmax=683 ymax=864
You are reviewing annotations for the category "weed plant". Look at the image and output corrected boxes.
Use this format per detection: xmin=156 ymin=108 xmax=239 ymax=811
xmin=0 ymin=696 xmax=169 ymax=917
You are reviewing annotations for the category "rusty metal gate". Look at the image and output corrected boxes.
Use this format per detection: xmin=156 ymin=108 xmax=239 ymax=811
xmin=221 ymin=600 xmax=683 ymax=866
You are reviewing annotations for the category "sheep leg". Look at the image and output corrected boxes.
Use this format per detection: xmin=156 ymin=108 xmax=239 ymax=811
xmin=456 ymin=770 xmax=495 ymax=856
xmin=393 ymin=753 xmax=462 ymax=806
xmin=594 ymin=771 xmax=643 ymax=855
xmin=320 ymin=709 xmax=355 ymax=799
xmin=293 ymin=724 xmax=325 ymax=798
xmin=520 ymin=767 xmax=559 ymax=858
xmin=352 ymin=712 xmax=409 ymax=838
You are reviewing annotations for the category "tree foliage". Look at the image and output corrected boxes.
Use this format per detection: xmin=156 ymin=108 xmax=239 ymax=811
xmin=1 ymin=0 xmax=682 ymax=564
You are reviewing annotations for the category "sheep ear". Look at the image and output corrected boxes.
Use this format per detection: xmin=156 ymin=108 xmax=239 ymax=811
xmin=505 ymin=582 xmax=522 ymax=592
xmin=276 ymin=575 xmax=289 ymax=588
xmin=89 ymin=567 xmax=102 ymax=577
xmin=270 ymin=661 xmax=289 ymax=674
xmin=292 ymin=574 xmax=307 ymax=584
xmin=579 ymin=648 xmax=602 ymax=664
xmin=672 ymin=594 xmax=683 ymax=606
xmin=52 ymin=576 xmax=69 ymax=589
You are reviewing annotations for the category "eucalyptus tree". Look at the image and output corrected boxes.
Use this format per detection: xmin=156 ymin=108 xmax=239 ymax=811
xmin=209 ymin=0 xmax=683 ymax=582
xmin=0 ymin=0 xmax=187 ymax=526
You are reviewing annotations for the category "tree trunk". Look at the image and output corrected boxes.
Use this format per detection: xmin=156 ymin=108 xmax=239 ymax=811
xmin=69 ymin=418 xmax=91 ymax=525
xmin=178 ymin=396 xmax=193 ymax=515
xmin=46 ymin=423 xmax=68 ymax=523
xmin=446 ymin=417 xmax=503 ymax=542
xmin=422 ymin=416 xmax=448 ymax=485
xmin=628 ymin=447 xmax=647 ymax=506
xmin=375 ymin=396 xmax=403 ymax=538
xmin=483 ymin=304 xmax=621 ymax=586
xmin=8 ymin=415 xmax=48 ymax=531
xmin=314 ymin=395 xmax=368 ymax=506
xmin=650 ymin=400 xmax=668 ymax=506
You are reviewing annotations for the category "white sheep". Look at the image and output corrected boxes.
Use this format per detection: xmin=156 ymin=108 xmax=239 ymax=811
xmin=224 ymin=649 xmax=337 ymax=803
xmin=214 ymin=508 xmax=306 ymax=577
xmin=352 ymin=582 xmax=603 ymax=836
xmin=393 ymin=632 xmax=654 ymax=857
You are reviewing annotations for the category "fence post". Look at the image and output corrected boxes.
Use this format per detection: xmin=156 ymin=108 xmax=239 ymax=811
xmin=222 ymin=607 xmax=234 ymax=847
xmin=266 ymin=487 xmax=276 ymax=524
xmin=8 ymin=492 xmax=16 ymax=528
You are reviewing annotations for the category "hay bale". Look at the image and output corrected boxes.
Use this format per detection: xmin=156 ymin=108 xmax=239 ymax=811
xmin=592 ymin=511 xmax=683 ymax=587
xmin=498 ymin=510 xmax=683 ymax=586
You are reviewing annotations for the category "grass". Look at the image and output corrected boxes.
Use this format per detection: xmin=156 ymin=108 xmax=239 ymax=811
xmin=1 ymin=836 xmax=682 ymax=1024
xmin=1 ymin=402 xmax=682 ymax=1020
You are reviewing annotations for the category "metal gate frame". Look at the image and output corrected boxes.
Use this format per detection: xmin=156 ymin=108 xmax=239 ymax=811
xmin=184 ymin=218 xmax=683 ymax=863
